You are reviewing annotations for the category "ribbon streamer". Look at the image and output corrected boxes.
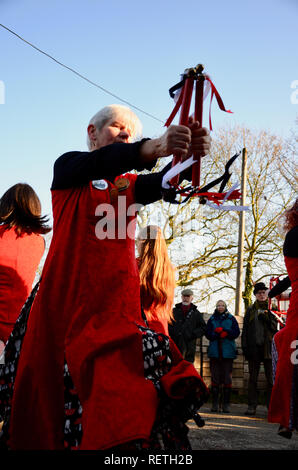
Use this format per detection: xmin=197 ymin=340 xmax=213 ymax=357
xmin=161 ymin=152 xmax=251 ymax=212
xmin=204 ymin=183 xmax=250 ymax=211
xmin=204 ymin=201 xmax=250 ymax=211
xmin=162 ymin=157 xmax=195 ymax=189
xmin=165 ymin=65 xmax=233 ymax=189
xmin=162 ymin=65 xmax=247 ymax=211
xmin=165 ymin=71 xmax=232 ymax=131
xmin=204 ymin=75 xmax=233 ymax=130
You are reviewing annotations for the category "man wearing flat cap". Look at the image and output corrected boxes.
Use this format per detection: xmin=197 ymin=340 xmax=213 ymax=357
xmin=168 ymin=289 xmax=206 ymax=363
xmin=241 ymin=282 xmax=278 ymax=416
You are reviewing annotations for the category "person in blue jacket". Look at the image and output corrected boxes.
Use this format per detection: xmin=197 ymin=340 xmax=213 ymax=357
xmin=206 ymin=300 xmax=240 ymax=413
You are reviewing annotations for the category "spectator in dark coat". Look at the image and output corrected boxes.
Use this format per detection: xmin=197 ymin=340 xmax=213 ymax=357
xmin=168 ymin=289 xmax=206 ymax=363
xmin=206 ymin=300 xmax=240 ymax=413
xmin=241 ymin=282 xmax=278 ymax=416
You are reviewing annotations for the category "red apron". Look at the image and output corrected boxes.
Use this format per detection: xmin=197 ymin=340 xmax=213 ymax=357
xmin=8 ymin=174 xmax=158 ymax=449
xmin=0 ymin=226 xmax=44 ymax=342
xmin=268 ymin=256 xmax=298 ymax=428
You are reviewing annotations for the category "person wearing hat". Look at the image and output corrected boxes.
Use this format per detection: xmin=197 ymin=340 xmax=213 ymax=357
xmin=241 ymin=282 xmax=278 ymax=416
xmin=168 ymin=289 xmax=206 ymax=363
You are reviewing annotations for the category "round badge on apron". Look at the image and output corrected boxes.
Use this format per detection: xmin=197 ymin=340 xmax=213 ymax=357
xmin=92 ymin=179 xmax=109 ymax=190
xmin=115 ymin=178 xmax=130 ymax=192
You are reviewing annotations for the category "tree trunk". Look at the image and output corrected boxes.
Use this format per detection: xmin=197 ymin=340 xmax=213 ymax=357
xmin=243 ymin=255 xmax=254 ymax=310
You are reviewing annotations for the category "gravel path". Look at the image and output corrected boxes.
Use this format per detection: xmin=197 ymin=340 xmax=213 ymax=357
xmin=189 ymin=404 xmax=298 ymax=450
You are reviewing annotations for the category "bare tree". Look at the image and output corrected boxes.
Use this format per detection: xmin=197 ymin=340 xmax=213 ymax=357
xmin=277 ymin=117 xmax=298 ymax=189
xmin=137 ymin=125 xmax=296 ymax=311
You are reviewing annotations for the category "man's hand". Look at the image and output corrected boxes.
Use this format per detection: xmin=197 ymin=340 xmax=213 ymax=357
xmin=139 ymin=122 xmax=211 ymax=164
xmin=188 ymin=120 xmax=211 ymax=158
xmin=162 ymin=122 xmax=211 ymax=161
xmin=148 ymin=124 xmax=192 ymax=160
xmin=162 ymin=125 xmax=192 ymax=159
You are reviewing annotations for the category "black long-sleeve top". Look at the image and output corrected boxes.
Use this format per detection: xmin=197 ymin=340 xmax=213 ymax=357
xmin=51 ymin=140 xmax=173 ymax=206
xmin=268 ymin=277 xmax=291 ymax=298
xmin=268 ymin=225 xmax=298 ymax=298
xmin=283 ymin=225 xmax=298 ymax=258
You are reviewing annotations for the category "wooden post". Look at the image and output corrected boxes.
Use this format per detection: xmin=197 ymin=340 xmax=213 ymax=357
xmin=235 ymin=148 xmax=247 ymax=316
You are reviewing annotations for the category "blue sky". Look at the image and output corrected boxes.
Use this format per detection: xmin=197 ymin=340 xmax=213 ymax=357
xmin=0 ymin=0 xmax=297 ymax=219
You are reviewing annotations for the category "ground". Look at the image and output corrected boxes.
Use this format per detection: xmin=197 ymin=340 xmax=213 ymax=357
xmin=189 ymin=404 xmax=298 ymax=450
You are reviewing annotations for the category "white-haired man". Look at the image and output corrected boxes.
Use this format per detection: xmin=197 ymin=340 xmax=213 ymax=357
xmin=6 ymin=104 xmax=211 ymax=450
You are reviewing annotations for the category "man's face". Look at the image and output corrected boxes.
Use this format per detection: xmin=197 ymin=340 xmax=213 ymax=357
xmin=255 ymin=290 xmax=268 ymax=302
xmin=182 ymin=294 xmax=193 ymax=305
xmin=89 ymin=117 xmax=133 ymax=150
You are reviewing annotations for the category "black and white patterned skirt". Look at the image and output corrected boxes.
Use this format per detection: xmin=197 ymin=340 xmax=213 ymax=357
xmin=0 ymin=284 xmax=207 ymax=450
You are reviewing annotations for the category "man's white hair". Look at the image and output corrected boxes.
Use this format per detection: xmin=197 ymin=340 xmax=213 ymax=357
xmin=86 ymin=104 xmax=143 ymax=150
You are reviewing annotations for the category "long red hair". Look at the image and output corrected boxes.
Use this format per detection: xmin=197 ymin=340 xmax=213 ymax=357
xmin=283 ymin=198 xmax=298 ymax=233
xmin=137 ymin=225 xmax=175 ymax=323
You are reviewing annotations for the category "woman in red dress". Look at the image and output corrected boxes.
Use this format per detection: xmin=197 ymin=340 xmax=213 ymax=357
xmin=0 ymin=105 xmax=211 ymax=450
xmin=137 ymin=224 xmax=208 ymax=448
xmin=0 ymin=183 xmax=50 ymax=345
xmin=268 ymin=198 xmax=298 ymax=436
